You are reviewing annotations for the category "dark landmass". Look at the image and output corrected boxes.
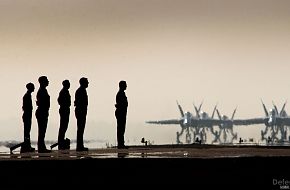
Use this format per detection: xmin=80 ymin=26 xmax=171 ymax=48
xmin=0 ymin=144 xmax=289 ymax=188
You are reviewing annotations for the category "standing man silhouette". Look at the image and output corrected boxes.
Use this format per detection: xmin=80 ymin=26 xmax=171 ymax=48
xmin=57 ymin=80 xmax=71 ymax=150
xmin=115 ymin=80 xmax=128 ymax=149
xmin=21 ymin=82 xmax=35 ymax=153
xmin=74 ymin=77 xmax=89 ymax=151
xmin=36 ymin=76 xmax=51 ymax=153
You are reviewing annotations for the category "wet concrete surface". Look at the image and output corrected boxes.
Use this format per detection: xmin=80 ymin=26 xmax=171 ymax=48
xmin=3 ymin=143 xmax=290 ymax=160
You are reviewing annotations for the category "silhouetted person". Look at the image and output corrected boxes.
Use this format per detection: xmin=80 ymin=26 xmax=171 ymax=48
xmin=74 ymin=77 xmax=89 ymax=151
xmin=115 ymin=80 xmax=128 ymax=149
xmin=57 ymin=80 xmax=71 ymax=150
xmin=141 ymin=137 xmax=148 ymax=146
xmin=239 ymin=137 xmax=243 ymax=144
xmin=36 ymin=76 xmax=51 ymax=153
xmin=21 ymin=83 xmax=36 ymax=153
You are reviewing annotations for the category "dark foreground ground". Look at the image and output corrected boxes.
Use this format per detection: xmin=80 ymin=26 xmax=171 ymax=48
xmin=1 ymin=144 xmax=290 ymax=188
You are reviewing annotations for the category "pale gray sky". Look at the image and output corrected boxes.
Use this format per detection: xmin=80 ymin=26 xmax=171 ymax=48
xmin=0 ymin=0 xmax=290 ymax=146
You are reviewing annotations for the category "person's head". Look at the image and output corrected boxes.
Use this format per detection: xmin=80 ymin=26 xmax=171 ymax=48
xmin=62 ymin=80 xmax=70 ymax=89
xmin=79 ymin=77 xmax=89 ymax=88
xmin=119 ymin=80 xmax=127 ymax=91
xmin=38 ymin=76 xmax=49 ymax=87
xmin=26 ymin=83 xmax=35 ymax=93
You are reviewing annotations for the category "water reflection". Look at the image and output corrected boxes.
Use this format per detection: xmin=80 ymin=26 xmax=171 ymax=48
xmin=177 ymin=124 xmax=238 ymax=144
xmin=261 ymin=125 xmax=290 ymax=145
xmin=176 ymin=124 xmax=290 ymax=145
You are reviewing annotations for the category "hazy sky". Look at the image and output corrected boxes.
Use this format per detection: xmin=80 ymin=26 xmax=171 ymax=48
xmin=1 ymin=0 xmax=290 ymax=146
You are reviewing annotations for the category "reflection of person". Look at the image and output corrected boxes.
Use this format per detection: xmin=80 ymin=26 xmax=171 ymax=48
xmin=57 ymin=80 xmax=71 ymax=150
xmin=115 ymin=80 xmax=128 ymax=149
xmin=21 ymin=82 xmax=35 ymax=153
xmin=74 ymin=77 xmax=89 ymax=151
xmin=36 ymin=76 xmax=51 ymax=153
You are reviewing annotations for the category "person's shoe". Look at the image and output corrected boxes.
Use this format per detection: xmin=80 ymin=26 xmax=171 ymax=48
xmin=20 ymin=147 xmax=29 ymax=153
xmin=58 ymin=144 xmax=66 ymax=150
xmin=20 ymin=144 xmax=34 ymax=153
xmin=59 ymin=146 xmax=70 ymax=150
xmin=29 ymin=147 xmax=35 ymax=152
xmin=38 ymin=148 xmax=51 ymax=153
xmin=58 ymin=138 xmax=71 ymax=150
xmin=76 ymin=147 xmax=89 ymax=152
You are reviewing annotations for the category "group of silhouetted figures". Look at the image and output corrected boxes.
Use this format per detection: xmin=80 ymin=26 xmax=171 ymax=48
xmin=15 ymin=76 xmax=128 ymax=153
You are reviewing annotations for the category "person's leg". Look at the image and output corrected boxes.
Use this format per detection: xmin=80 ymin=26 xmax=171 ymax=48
xmin=117 ymin=116 xmax=126 ymax=147
xmin=23 ymin=114 xmax=32 ymax=146
xmin=37 ymin=117 xmax=45 ymax=150
xmin=116 ymin=118 xmax=122 ymax=147
xmin=42 ymin=116 xmax=48 ymax=148
xmin=62 ymin=111 xmax=70 ymax=138
xmin=37 ymin=113 xmax=50 ymax=152
xmin=76 ymin=116 xmax=85 ymax=149
xmin=58 ymin=110 xmax=70 ymax=148
xmin=22 ymin=113 xmax=33 ymax=152
xmin=122 ymin=117 xmax=127 ymax=143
